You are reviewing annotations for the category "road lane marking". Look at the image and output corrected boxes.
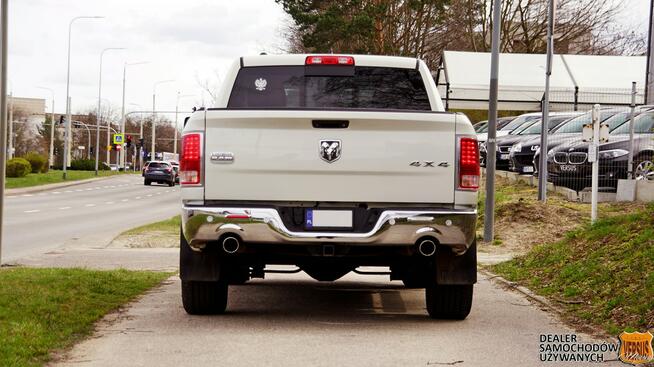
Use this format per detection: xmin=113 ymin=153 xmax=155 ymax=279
xmin=64 ymin=190 xmax=72 ymax=193
xmin=59 ymin=206 xmax=72 ymax=210
xmin=85 ymin=204 xmax=96 ymax=207
xmin=24 ymin=209 xmax=40 ymax=213
xmin=22 ymin=194 xmax=34 ymax=197
xmin=146 ymin=194 xmax=152 ymax=197
xmin=52 ymin=192 xmax=61 ymax=195
xmin=105 ymin=201 xmax=115 ymax=204
xmin=75 ymin=189 xmax=83 ymax=192
xmin=121 ymin=199 xmax=129 ymax=202
xmin=85 ymin=188 xmax=93 ymax=191
xmin=135 ymin=196 xmax=142 ymax=200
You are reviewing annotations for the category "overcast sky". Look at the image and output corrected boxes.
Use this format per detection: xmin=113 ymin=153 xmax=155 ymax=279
xmin=10 ymin=0 xmax=290 ymax=121
xmin=8 ymin=0 xmax=652 ymax=120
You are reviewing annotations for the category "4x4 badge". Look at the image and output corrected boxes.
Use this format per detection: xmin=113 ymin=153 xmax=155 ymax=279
xmin=320 ymin=140 xmax=341 ymax=163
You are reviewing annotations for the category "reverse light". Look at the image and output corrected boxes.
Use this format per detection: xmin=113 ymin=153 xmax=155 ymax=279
xmin=180 ymin=133 xmax=202 ymax=185
xmin=459 ymin=137 xmax=480 ymax=190
xmin=305 ymin=55 xmax=355 ymax=66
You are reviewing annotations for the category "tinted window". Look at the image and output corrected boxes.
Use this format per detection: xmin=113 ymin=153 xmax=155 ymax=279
xmin=519 ymin=116 xmax=572 ymax=134
xmin=611 ymin=112 xmax=654 ymax=134
xmin=552 ymin=111 xmax=621 ymax=134
xmin=500 ymin=115 xmax=540 ymax=132
xmin=228 ymin=66 xmax=431 ymax=110
xmin=148 ymin=162 xmax=169 ymax=169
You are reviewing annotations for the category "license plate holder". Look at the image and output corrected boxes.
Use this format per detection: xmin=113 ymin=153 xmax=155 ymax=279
xmin=305 ymin=210 xmax=353 ymax=229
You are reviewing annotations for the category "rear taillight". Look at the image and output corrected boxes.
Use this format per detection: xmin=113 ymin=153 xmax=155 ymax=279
xmin=305 ymin=55 xmax=355 ymax=65
xmin=458 ymin=137 xmax=480 ymax=190
xmin=180 ymin=133 xmax=202 ymax=185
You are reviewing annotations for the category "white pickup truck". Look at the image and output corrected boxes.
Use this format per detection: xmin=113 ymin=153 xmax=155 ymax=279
xmin=179 ymin=54 xmax=479 ymax=319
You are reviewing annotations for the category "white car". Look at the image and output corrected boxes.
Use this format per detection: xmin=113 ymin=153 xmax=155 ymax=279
xmin=179 ymin=54 xmax=479 ymax=319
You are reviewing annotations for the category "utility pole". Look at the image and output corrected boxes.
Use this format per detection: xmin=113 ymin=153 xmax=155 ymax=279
xmin=95 ymin=47 xmax=124 ymax=175
xmin=7 ymin=91 xmax=11 ymax=158
xmin=538 ymin=0 xmax=555 ymax=202
xmin=646 ymin=0 xmax=654 ymax=104
xmin=483 ymin=0 xmax=502 ymax=243
xmin=0 ymin=0 xmax=9 ymax=264
xmin=152 ymin=79 xmax=173 ymax=162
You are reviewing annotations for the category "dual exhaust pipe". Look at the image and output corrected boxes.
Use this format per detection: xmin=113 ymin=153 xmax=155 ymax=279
xmin=223 ymin=235 xmax=436 ymax=257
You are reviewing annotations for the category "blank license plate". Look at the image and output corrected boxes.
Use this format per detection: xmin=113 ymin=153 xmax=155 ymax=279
xmin=522 ymin=166 xmax=534 ymax=173
xmin=306 ymin=210 xmax=352 ymax=229
xmin=500 ymin=154 xmax=510 ymax=160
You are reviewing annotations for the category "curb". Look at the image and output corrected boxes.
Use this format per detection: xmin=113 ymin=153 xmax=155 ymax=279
xmin=479 ymin=268 xmax=563 ymax=314
xmin=6 ymin=175 xmax=130 ymax=196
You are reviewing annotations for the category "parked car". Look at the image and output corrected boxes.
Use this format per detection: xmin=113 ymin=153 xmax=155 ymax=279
xmin=504 ymin=112 xmax=583 ymax=173
xmin=473 ymin=120 xmax=488 ymax=132
xmin=546 ymin=110 xmax=654 ymax=190
xmin=179 ymin=54 xmax=479 ymax=319
xmin=476 ymin=116 xmax=517 ymax=144
xmin=526 ymin=109 xmax=634 ymax=175
xmin=480 ymin=112 xmax=581 ymax=169
xmin=143 ymin=161 xmax=176 ymax=186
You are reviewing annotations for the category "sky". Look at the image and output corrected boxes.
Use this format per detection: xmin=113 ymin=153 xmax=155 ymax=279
xmin=8 ymin=0 xmax=652 ymax=121
xmin=10 ymin=0 xmax=291 ymax=121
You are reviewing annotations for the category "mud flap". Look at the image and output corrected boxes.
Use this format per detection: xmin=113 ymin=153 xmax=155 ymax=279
xmin=179 ymin=231 xmax=222 ymax=281
xmin=435 ymin=240 xmax=477 ymax=285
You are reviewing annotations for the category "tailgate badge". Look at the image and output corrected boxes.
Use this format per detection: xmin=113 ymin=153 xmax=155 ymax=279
xmin=211 ymin=152 xmax=234 ymax=163
xmin=319 ymin=140 xmax=341 ymax=163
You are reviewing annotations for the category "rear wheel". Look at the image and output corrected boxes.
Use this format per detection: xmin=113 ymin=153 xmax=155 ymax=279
xmin=144 ymin=180 xmax=151 ymax=186
xmin=181 ymin=280 xmax=228 ymax=315
xmin=168 ymin=180 xmax=175 ymax=187
xmin=426 ymin=284 xmax=473 ymax=320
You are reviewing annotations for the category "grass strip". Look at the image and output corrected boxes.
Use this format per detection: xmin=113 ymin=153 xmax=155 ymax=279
xmin=0 ymin=268 xmax=170 ymax=366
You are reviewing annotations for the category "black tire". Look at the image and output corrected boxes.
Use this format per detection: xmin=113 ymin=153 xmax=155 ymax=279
xmin=181 ymin=280 xmax=228 ymax=315
xmin=426 ymin=284 xmax=473 ymax=320
xmin=144 ymin=180 xmax=151 ymax=186
xmin=169 ymin=180 xmax=175 ymax=187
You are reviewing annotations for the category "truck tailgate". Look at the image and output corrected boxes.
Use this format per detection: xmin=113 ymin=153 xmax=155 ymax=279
xmin=203 ymin=110 xmax=456 ymax=203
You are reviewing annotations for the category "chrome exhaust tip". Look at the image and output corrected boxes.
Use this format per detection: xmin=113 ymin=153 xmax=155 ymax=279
xmin=222 ymin=236 xmax=240 ymax=254
xmin=418 ymin=239 xmax=436 ymax=257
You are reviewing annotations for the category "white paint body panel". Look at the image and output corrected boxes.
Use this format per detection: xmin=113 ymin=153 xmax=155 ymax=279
xmin=202 ymin=110 xmax=457 ymax=203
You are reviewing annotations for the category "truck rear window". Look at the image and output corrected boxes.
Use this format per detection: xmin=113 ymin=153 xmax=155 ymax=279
xmin=227 ymin=66 xmax=431 ymax=111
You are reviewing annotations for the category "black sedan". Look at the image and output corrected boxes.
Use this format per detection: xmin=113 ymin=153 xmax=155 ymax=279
xmin=144 ymin=161 xmax=176 ymax=186
xmin=522 ymin=109 xmax=634 ymax=176
xmin=546 ymin=112 xmax=654 ymax=191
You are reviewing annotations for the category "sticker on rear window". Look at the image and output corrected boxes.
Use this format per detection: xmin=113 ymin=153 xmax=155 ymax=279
xmin=254 ymin=78 xmax=267 ymax=91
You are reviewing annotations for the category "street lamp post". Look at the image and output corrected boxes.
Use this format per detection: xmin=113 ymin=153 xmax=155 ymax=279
xmin=64 ymin=15 xmax=104 ymax=179
xmin=95 ymin=47 xmax=125 ymax=175
xmin=174 ymin=92 xmax=194 ymax=156
xmin=119 ymin=61 xmax=148 ymax=170
xmin=152 ymin=79 xmax=174 ymax=161
xmin=36 ymin=87 xmax=55 ymax=167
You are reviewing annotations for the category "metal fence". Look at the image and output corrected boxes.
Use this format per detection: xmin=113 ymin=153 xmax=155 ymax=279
xmin=489 ymin=87 xmax=654 ymax=194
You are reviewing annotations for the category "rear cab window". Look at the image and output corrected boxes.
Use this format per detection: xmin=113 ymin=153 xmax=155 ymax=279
xmin=227 ymin=66 xmax=431 ymax=111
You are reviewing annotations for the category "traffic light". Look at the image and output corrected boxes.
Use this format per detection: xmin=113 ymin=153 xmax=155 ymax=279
xmin=126 ymin=135 xmax=132 ymax=148
xmin=138 ymin=138 xmax=144 ymax=148
xmin=59 ymin=115 xmax=64 ymax=125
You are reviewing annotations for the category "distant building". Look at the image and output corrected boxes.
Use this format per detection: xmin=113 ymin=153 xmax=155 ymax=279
xmin=9 ymin=96 xmax=46 ymax=117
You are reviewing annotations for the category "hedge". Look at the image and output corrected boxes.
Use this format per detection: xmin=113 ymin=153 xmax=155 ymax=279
xmin=6 ymin=158 xmax=32 ymax=178
xmin=70 ymin=159 xmax=109 ymax=171
xmin=23 ymin=152 xmax=48 ymax=173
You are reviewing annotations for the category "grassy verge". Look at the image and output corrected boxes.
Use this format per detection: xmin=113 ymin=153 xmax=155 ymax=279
xmin=491 ymin=203 xmax=654 ymax=335
xmin=123 ymin=215 xmax=180 ymax=236
xmin=0 ymin=268 xmax=170 ymax=366
xmin=6 ymin=170 xmax=136 ymax=189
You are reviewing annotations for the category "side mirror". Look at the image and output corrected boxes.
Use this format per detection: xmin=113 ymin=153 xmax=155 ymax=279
xmin=183 ymin=116 xmax=190 ymax=127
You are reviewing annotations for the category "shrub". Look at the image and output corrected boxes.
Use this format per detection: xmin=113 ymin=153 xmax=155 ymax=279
xmin=6 ymin=158 xmax=32 ymax=178
xmin=23 ymin=152 xmax=48 ymax=173
xmin=70 ymin=159 xmax=95 ymax=171
xmin=69 ymin=159 xmax=109 ymax=171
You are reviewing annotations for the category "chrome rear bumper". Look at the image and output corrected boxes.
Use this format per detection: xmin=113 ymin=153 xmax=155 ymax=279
xmin=182 ymin=206 xmax=477 ymax=254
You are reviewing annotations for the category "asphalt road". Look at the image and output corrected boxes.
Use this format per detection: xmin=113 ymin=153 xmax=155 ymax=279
xmin=57 ymin=271 xmax=622 ymax=367
xmin=3 ymin=174 xmax=179 ymax=262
